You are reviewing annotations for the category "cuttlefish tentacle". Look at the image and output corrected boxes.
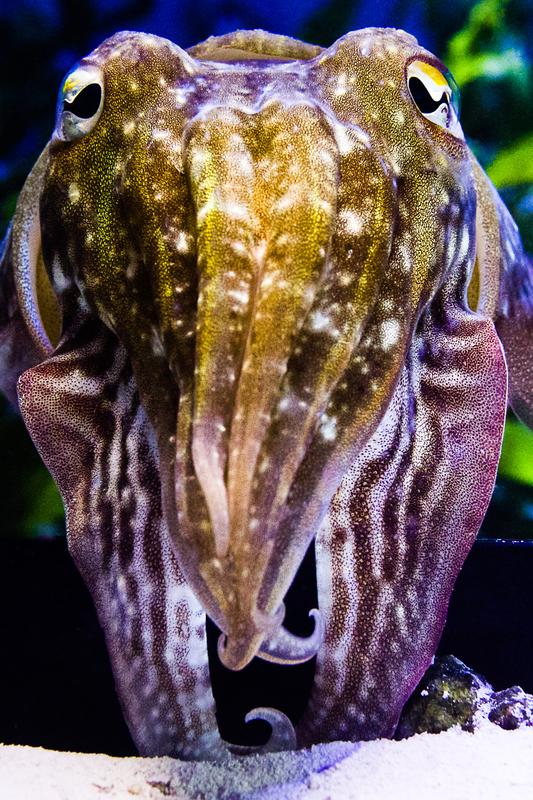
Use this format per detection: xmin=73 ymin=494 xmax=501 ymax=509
xmin=296 ymin=203 xmax=508 ymax=744
xmin=257 ymin=608 xmax=325 ymax=665
xmin=17 ymin=309 xmax=227 ymax=761
xmin=216 ymin=604 xmax=323 ymax=667
xmin=244 ymin=708 xmax=297 ymax=752
xmin=224 ymin=708 xmax=297 ymax=756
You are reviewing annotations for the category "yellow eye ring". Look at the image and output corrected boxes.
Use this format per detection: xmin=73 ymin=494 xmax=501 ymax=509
xmin=55 ymin=64 xmax=104 ymax=142
xmin=406 ymin=59 xmax=463 ymax=139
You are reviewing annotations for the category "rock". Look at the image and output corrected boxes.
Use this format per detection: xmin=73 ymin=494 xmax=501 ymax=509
xmin=396 ymin=655 xmax=533 ymax=739
xmin=395 ymin=655 xmax=493 ymax=737
xmin=489 ymin=686 xmax=533 ymax=730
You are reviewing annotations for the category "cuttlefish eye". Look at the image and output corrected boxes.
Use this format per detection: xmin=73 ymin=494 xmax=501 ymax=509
xmin=55 ymin=64 xmax=104 ymax=142
xmin=406 ymin=59 xmax=463 ymax=139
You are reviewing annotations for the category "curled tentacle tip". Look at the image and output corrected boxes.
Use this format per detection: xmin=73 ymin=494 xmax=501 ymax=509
xmin=217 ymin=630 xmax=261 ymax=671
xmin=309 ymin=607 xmax=325 ymax=643
xmin=244 ymin=706 xmax=297 ymax=753
xmin=257 ymin=606 xmax=324 ymax=665
xmin=217 ymin=632 xmax=228 ymax=663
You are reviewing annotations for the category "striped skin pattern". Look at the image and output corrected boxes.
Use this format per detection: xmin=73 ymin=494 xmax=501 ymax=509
xmin=17 ymin=313 xmax=226 ymax=759
xmin=0 ymin=27 xmax=531 ymax=757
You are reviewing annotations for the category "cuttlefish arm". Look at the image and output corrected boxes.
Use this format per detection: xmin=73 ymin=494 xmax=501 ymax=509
xmin=3 ymin=107 xmax=297 ymax=761
xmin=298 ymin=232 xmax=508 ymax=744
xmin=17 ymin=315 xmax=227 ymax=760
xmin=1 ymin=153 xmax=230 ymax=761
xmin=297 ymin=152 xmax=532 ymax=745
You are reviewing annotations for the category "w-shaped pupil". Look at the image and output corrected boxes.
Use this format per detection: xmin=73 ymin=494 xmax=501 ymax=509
xmin=408 ymin=76 xmax=448 ymax=114
xmin=63 ymin=83 xmax=102 ymax=119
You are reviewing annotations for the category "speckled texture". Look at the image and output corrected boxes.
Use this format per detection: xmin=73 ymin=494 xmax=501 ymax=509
xmin=1 ymin=27 xmax=532 ymax=758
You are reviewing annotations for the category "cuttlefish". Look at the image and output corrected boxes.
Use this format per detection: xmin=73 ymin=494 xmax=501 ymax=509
xmin=1 ymin=27 xmax=531 ymax=759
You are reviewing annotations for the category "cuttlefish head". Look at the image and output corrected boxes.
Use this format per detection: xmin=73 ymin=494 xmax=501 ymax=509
xmin=4 ymin=28 xmax=508 ymax=671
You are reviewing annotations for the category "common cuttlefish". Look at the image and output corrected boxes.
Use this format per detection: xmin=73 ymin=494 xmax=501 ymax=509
xmin=1 ymin=27 xmax=531 ymax=759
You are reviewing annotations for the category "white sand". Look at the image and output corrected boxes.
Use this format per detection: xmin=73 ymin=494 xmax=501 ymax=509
xmin=0 ymin=725 xmax=532 ymax=800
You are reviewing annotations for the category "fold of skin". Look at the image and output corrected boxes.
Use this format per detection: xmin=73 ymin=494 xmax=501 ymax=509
xmin=0 ymin=27 xmax=531 ymax=758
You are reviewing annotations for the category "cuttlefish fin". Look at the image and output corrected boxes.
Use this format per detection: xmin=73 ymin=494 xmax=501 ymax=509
xmin=472 ymin=156 xmax=533 ymax=428
xmin=0 ymin=146 xmax=60 ymax=407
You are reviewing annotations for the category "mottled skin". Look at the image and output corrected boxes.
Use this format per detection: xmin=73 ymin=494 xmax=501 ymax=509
xmin=1 ymin=27 xmax=531 ymax=758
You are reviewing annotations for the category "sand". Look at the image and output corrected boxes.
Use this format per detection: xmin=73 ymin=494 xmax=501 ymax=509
xmin=0 ymin=725 xmax=532 ymax=799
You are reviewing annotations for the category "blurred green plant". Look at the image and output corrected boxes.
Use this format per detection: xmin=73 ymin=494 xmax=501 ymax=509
xmin=0 ymin=397 xmax=64 ymax=537
xmin=445 ymin=0 xmax=529 ymax=88
xmin=499 ymin=418 xmax=533 ymax=485
xmin=443 ymin=0 xmax=533 ymax=506
xmin=486 ymin=133 xmax=533 ymax=187
xmin=444 ymin=0 xmax=533 ymax=259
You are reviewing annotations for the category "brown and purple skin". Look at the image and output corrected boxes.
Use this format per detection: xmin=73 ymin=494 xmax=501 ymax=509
xmin=1 ymin=26 xmax=532 ymax=759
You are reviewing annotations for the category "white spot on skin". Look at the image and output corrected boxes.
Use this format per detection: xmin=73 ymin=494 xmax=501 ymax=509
xmin=172 ymin=86 xmax=191 ymax=106
xmin=228 ymin=288 xmax=250 ymax=305
xmin=309 ymin=310 xmax=331 ymax=332
xmin=197 ymin=197 xmax=250 ymax=223
xmin=123 ymin=120 xmax=135 ymax=135
xmin=394 ymin=110 xmax=405 ymax=125
xmin=380 ymin=319 xmax=401 ymax=350
xmin=224 ymin=150 xmax=254 ymax=178
xmin=258 ymin=457 xmax=270 ymax=474
xmin=457 ymin=229 xmax=470 ymax=262
xmin=188 ymin=148 xmax=208 ymax=181
xmin=274 ymin=194 xmax=295 ymax=212
xmin=231 ymin=241 xmax=248 ymax=256
xmin=334 ymin=73 xmax=348 ymax=97
xmin=395 ymin=603 xmax=407 ymax=634
xmin=332 ymin=124 xmax=355 ymax=155
xmin=319 ymin=149 xmax=337 ymax=169
xmin=175 ymin=231 xmax=190 ymax=253
xmin=340 ymin=210 xmax=363 ymax=236
xmin=153 ymin=129 xmax=171 ymax=141
xmin=68 ymin=183 xmax=80 ymax=203
xmin=52 ymin=259 xmax=71 ymax=293
xmin=319 ymin=413 xmax=337 ymax=442
xmin=339 ymin=272 xmax=354 ymax=287
xmin=359 ymin=38 xmax=373 ymax=57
